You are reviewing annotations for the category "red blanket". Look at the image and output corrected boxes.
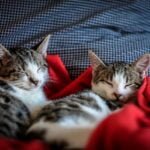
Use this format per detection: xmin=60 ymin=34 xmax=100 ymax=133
xmin=0 ymin=55 xmax=150 ymax=150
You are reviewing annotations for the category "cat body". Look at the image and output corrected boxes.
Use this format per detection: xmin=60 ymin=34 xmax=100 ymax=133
xmin=27 ymin=51 xmax=150 ymax=149
xmin=27 ymin=90 xmax=111 ymax=148
xmin=9 ymin=84 xmax=47 ymax=117
xmin=0 ymin=35 xmax=50 ymax=138
xmin=11 ymin=84 xmax=46 ymax=108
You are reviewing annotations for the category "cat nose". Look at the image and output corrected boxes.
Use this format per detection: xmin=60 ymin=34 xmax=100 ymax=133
xmin=29 ymin=78 xmax=39 ymax=86
xmin=33 ymin=80 xmax=39 ymax=86
xmin=113 ymin=93 xmax=122 ymax=100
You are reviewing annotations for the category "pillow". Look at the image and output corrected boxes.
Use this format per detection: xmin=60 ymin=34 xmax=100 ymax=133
xmin=1 ymin=0 xmax=150 ymax=78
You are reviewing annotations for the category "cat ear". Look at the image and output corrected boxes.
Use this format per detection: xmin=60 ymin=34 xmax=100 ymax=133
xmin=0 ymin=44 xmax=12 ymax=66
xmin=133 ymin=53 xmax=150 ymax=78
xmin=88 ymin=50 xmax=106 ymax=69
xmin=36 ymin=34 xmax=51 ymax=58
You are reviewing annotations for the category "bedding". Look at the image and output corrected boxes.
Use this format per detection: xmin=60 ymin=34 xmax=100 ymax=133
xmin=1 ymin=0 xmax=150 ymax=79
xmin=0 ymin=54 xmax=149 ymax=150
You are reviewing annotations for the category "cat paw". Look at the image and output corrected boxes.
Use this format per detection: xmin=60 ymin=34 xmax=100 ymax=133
xmin=27 ymin=130 xmax=75 ymax=150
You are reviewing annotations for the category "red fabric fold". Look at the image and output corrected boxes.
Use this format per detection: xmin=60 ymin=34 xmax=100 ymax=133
xmin=0 ymin=138 xmax=49 ymax=150
xmin=86 ymin=77 xmax=150 ymax=150
xmin=44 ymin=55 xmax=92 ymax=99
xmin=0 ymin=54 xmax=149 ymax=150
xmin=44 ymin=55 xmax=72 ymax=97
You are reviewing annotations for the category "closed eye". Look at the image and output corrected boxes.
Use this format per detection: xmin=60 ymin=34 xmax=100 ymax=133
xmin=44 ymin=64 xmax=48 ymax=67
xmin=100 ymin=80 xmax=113 ymax=87
xmin=37 ymin=67 xmax=41 ymax=72
xmin=125 ymin=83 xmax=140 ymax=88
xmin=18 ymin=71 xmax=25 ymax=75
xmin=125 ymin=84 xmax=133 ymax=88
xmin=37 ymin=66 xmax=45 ymax=72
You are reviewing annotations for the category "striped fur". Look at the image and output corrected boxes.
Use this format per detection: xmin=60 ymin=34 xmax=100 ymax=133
xmin=0 ymin=90 xmax=30 ymax=138
xmin=27 ymin=90 xmax=111 ymax=149
xmin=0 ymin=35 xmax=50 ymax=138
xmin=27 ymin=52 xmax=149 ymax=149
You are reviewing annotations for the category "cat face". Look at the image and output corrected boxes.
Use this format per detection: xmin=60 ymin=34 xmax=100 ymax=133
xmin=89 ymin=51 xmax=150 ymax=102
xmin=11 ymin=49 xmax=48 ymax=90
xmin=0 ymin=35 xmax=50 ymax=90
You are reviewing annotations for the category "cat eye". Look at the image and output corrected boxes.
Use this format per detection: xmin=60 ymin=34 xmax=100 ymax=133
xmin=100 ymin=80 xmax=113 ymax=87
xmin=43 ymin=64 xmax=48 ymax=67
xmin=125 ymin=83 xmax=140 ymax=88
xmin=37 ymin=66 xmax=46 ymax=72
xmin=37 ymin=67 xmax=42 ymax=72
xmin=19 ymin=71 xmax=26 ymax=74
xmin=125 ymin=84 xmax=133 ymax=88
xmin=125 ymin=83 xmax=137 ymax=88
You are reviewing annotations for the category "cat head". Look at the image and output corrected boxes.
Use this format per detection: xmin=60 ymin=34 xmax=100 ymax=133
xmin=89 ymin=51 xmax=150 ymax=102
xmin=0 ymin=35 xmax=50 ymax=90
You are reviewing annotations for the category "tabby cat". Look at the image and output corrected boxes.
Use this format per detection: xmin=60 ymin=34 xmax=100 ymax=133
xmin=27 ymin=51 xmax=150 ymax=149
xmin=0 ymin=35 xmax=50 ymax=138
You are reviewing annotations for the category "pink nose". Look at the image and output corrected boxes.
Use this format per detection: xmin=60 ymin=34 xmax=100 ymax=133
xmin=113 ymin=92 xmax=122 ymax=100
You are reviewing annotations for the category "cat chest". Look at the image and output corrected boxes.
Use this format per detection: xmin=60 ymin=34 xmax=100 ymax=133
xmin=10 ymin=88 xmax=46 ymax=111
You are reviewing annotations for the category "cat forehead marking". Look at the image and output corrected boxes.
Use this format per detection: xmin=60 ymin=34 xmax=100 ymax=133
xmin=26 ymin=62 xmax=39 ymax=74
xmin=113 ymin=73 xmax=126 ymax=85
xmin=25 ymin=60 xmax=47 ymax=82
xmin=112 ymin=72 xmax=127 ymax=93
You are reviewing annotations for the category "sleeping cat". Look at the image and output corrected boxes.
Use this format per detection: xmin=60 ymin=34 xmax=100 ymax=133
xmin=0 ymin=35 xmax=50 ymax=138
xmin=27 ymin=51 xmax=150 ymax=149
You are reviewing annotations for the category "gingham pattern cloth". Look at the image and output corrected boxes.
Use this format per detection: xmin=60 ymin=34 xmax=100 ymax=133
xmin=0 ymin=0 xmax=150 ymax=79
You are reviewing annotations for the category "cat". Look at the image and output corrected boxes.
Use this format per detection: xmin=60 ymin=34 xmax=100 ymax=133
xmin=0 ymin=35 xmax=50 ymax=138
xmin=27 ymin=51 xmax=150 ymax=149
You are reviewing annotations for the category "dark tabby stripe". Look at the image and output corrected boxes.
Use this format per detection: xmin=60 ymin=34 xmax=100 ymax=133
xmin=0 ymin=91 xmax=31 ymax=138
xmin=35 ymin=91 xmax=102 ymax=123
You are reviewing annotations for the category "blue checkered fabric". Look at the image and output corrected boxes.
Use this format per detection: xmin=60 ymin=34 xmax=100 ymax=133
xmin=0 ymin=0 xmax=150 ymax=78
